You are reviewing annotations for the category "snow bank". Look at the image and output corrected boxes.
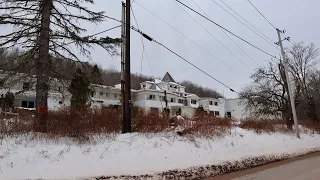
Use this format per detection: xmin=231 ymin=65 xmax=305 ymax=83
xmin=1 ymin=128 xmax=320 ymax=180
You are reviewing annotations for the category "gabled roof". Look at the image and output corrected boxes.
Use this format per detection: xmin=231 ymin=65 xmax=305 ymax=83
xmin=149 ymin=84 xmax=157 ymax=90
xmin=161 ymin=72 xmax=176 ymax=83
xmin=149 ymin=82 xmax=162 ymax=90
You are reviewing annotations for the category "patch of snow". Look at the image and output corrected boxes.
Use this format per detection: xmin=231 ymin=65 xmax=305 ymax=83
xmin=0 ymin=128 xmax=320 ymax=179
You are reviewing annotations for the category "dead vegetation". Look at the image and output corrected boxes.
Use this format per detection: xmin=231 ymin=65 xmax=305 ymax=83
xmin=1 ymin=108 xmax=320 ymax=143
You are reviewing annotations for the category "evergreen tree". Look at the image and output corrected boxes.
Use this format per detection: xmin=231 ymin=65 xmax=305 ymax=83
xmin=91 ymin=64 xmax=103 ymax=84
xmin=0 ymin=0 xmax=121 ymax=132
xmin=69 ymin=68 xmax=91 ymax=109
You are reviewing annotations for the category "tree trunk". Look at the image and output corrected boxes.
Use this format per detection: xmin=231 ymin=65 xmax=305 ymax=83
xmin=283 ymin=111 xmax=293 ymax=130
xmin=34 ymin=0 xmax=53 ymax=133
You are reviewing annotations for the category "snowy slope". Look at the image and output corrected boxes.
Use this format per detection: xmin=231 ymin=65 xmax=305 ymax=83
xmin=1 ymin=128 xmax=320 ymax=180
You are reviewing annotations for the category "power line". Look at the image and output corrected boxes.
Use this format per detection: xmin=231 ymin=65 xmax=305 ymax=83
xmin=173 ymin=0 xmax=252 ymax=69
xmin=214 ymin=0 xmax=279 ymax=50
xmin=133 ymin=0 xmax=243 ymax=76
xmin=208 ymin=0 xmax=277 ymax=49
xmin=90 ymin=25 xmax=121 ymax=37
xmin=131 ymin=4 xmax=156 ymax=79
xmin=218 ymin=0 xmax=275 ymax=44
xmin=188 ymin=0 xmax=262 ymax=68
xmin=65 ymin=25 xmax=121 ymax=46
xmin=130 ymin=4 xmax=144 ymax=75
xmin=246 ymin=0 xmax=276 ymax=29
xmin=174 ymin=0 xmax=277 ymax=59
xmin=103 ymin=15 xmax=239 ymax=93
xmin=130 ymin=27 xmax=238 ymax=93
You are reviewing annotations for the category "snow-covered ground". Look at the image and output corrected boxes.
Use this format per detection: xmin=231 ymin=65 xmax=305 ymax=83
xmin=1 ymin=127 xmax=320 ymax=180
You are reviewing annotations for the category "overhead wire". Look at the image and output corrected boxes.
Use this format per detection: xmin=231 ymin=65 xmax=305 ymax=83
xmin=174 ymin=0 xmax=277 ymax=59
xmin=246 ymin=0 xmax=277 ymax=29
xmin=188 ymin=0 xmax=262 ymax=68
xmin=209 ymin=0 xmax=278 ymax=50
xmin=64 ymin=25 xmax=121 ymax=46
xmin=130 ymin=4 xmax=145 ymax=75
xmin=173 ymin=0 xmax=252 ymax=69
xmin=218 ymin=0 xmax=275 ymax=45
xmin=131 ymin=3 xmax=166 ymax=109
xmin=104 ymin=15 xmax=238 ymax=93
xmin=133 ymin=0 xmax=243 ymax=76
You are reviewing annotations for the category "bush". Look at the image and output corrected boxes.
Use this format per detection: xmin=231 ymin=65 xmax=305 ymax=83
xmin=239 ymin=119 xmax=288 ymax=133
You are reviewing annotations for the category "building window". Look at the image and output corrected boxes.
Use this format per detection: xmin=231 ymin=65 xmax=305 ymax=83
xmin=178 ymin=99 xmax=184 ymax=104
xmin=191 ymin=99 xmax=197 ymax=104
xmin=170 ymin=98 xmax=175 ymax=103
xmin=114 ymin=94 xmax=117 ymax=98
xmin=149 ymin=94 xmax=155 ymax=100
xmin=170 ymin=85 xmax=173 ymax=88
xmin=227 ymin=112 xmax=231 ymax=118
xmin=59 ymin=101 xmax=63 ymax=105
xmin=105 ymin=93 xmax=109 ymax=97
xmin=150 ymin=107 xmax=158 ymax=114
xmin=215 ymin=111 xmax=220 ymax=116
xmin=209 ymin=101 xmax=213 ymax=105
xmin=28 ymin=101 xmax=35 ymax=108
xmin=94 ymin=100 xmax=104 ymax=103
xmin=100 ymin=92 xmax=104 ymax=96
xmin=21 ymin=101 xmax=34 ymax=108
xmin=91 ymin=91 xmax=95 ymax=97
xmin=58 ymin=86 xmax=62 ymax=92
xmin=23 ymin=82 xmax=30 ymax=90
xmin=21 ymin=101 xmax=28 ymax=108
xmin=214 ymin=102 xmax=218 ymax=106
xmin=159 ymin=96 xmax=165 ymax=101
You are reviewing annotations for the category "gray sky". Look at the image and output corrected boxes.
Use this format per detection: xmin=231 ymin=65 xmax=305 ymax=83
xmin=49 ymin=0 xmax=320 ymax=98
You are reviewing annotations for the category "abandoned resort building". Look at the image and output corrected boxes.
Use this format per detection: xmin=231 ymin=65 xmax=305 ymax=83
xmin=0 ymin=71 xmax=269 ymax=120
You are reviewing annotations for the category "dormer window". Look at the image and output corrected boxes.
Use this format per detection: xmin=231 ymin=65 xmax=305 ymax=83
xmin=23 ymin=82 xmax=30 ymax=90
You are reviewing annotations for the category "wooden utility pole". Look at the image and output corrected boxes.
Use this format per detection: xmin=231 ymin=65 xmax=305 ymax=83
xmin=276 ymin=28 xmax=300 ymax=138
xmin=121 ymin=2 xmax=126 ymax=133
xmin=124 ymin=0 xmax=132 ymax=133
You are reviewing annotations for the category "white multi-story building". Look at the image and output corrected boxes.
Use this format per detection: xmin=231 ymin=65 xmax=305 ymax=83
xmin=0 ymin=71 xmax=276 ymax=120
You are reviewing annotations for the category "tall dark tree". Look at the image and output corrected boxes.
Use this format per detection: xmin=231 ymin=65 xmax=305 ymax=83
xmin=286 ymin=42 xmax=320 ymax=121
xmin=91 ymin=64 xmax=103 ymax=85
xmin=69 ymin=67 xmax=91 ymax=109
xmin=240 ymin=60 xmax=294 ymax=129
xmin=0 ymin=0 xmax=121 ymax=132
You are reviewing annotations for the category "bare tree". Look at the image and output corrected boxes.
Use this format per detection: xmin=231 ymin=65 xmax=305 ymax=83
xmin=286 ymin=42 xmax=320 ymax=121
xmin=0 ymin=0 xmax=121 ymax=132
xmin=308 ymin=70 xmax=320 ymax=122
xmin=240 ymin=60 xmax=294 ymax=129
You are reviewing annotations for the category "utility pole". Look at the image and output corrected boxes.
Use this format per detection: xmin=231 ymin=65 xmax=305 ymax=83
xmin=124 ymin=0 xmax=132 ymax=133
xmin=121 ymin=2 xmax=126 ymax=133
xmin=276 ymin=28 xmax=300 ymax=138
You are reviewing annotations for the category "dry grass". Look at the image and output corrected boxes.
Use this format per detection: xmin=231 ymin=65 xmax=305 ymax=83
xmin=4 ymin=107 xmax=314 ymax=142
xmin=301 ymin=121 xmax=320 ymax=134
xmin=183 ymin=115 xmax=233 ymax=138
xmin=239 ymin=119 xmax=289 ymax=134
xmin=0 ymin=107 xmax=235 ymax=140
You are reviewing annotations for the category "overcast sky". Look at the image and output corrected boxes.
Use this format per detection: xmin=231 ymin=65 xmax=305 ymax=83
xmin=66 ymin=0 xmax=320 ymax=98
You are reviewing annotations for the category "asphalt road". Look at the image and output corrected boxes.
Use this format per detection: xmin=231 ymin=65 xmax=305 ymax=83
xmin=208 ymin=152 xmax=320 ymax=180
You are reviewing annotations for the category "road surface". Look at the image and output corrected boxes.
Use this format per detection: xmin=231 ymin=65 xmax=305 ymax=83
xmin=207 ymin=152 xmax=320 ymax=180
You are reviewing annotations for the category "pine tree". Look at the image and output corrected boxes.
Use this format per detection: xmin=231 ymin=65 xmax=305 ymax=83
xmin=0 ymin=0 xmax=121 ymax=132
xmin=69 ymin=68 xmax=91 ymax=109
xmin=91 ymin=64 xmax=103 ymax=85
